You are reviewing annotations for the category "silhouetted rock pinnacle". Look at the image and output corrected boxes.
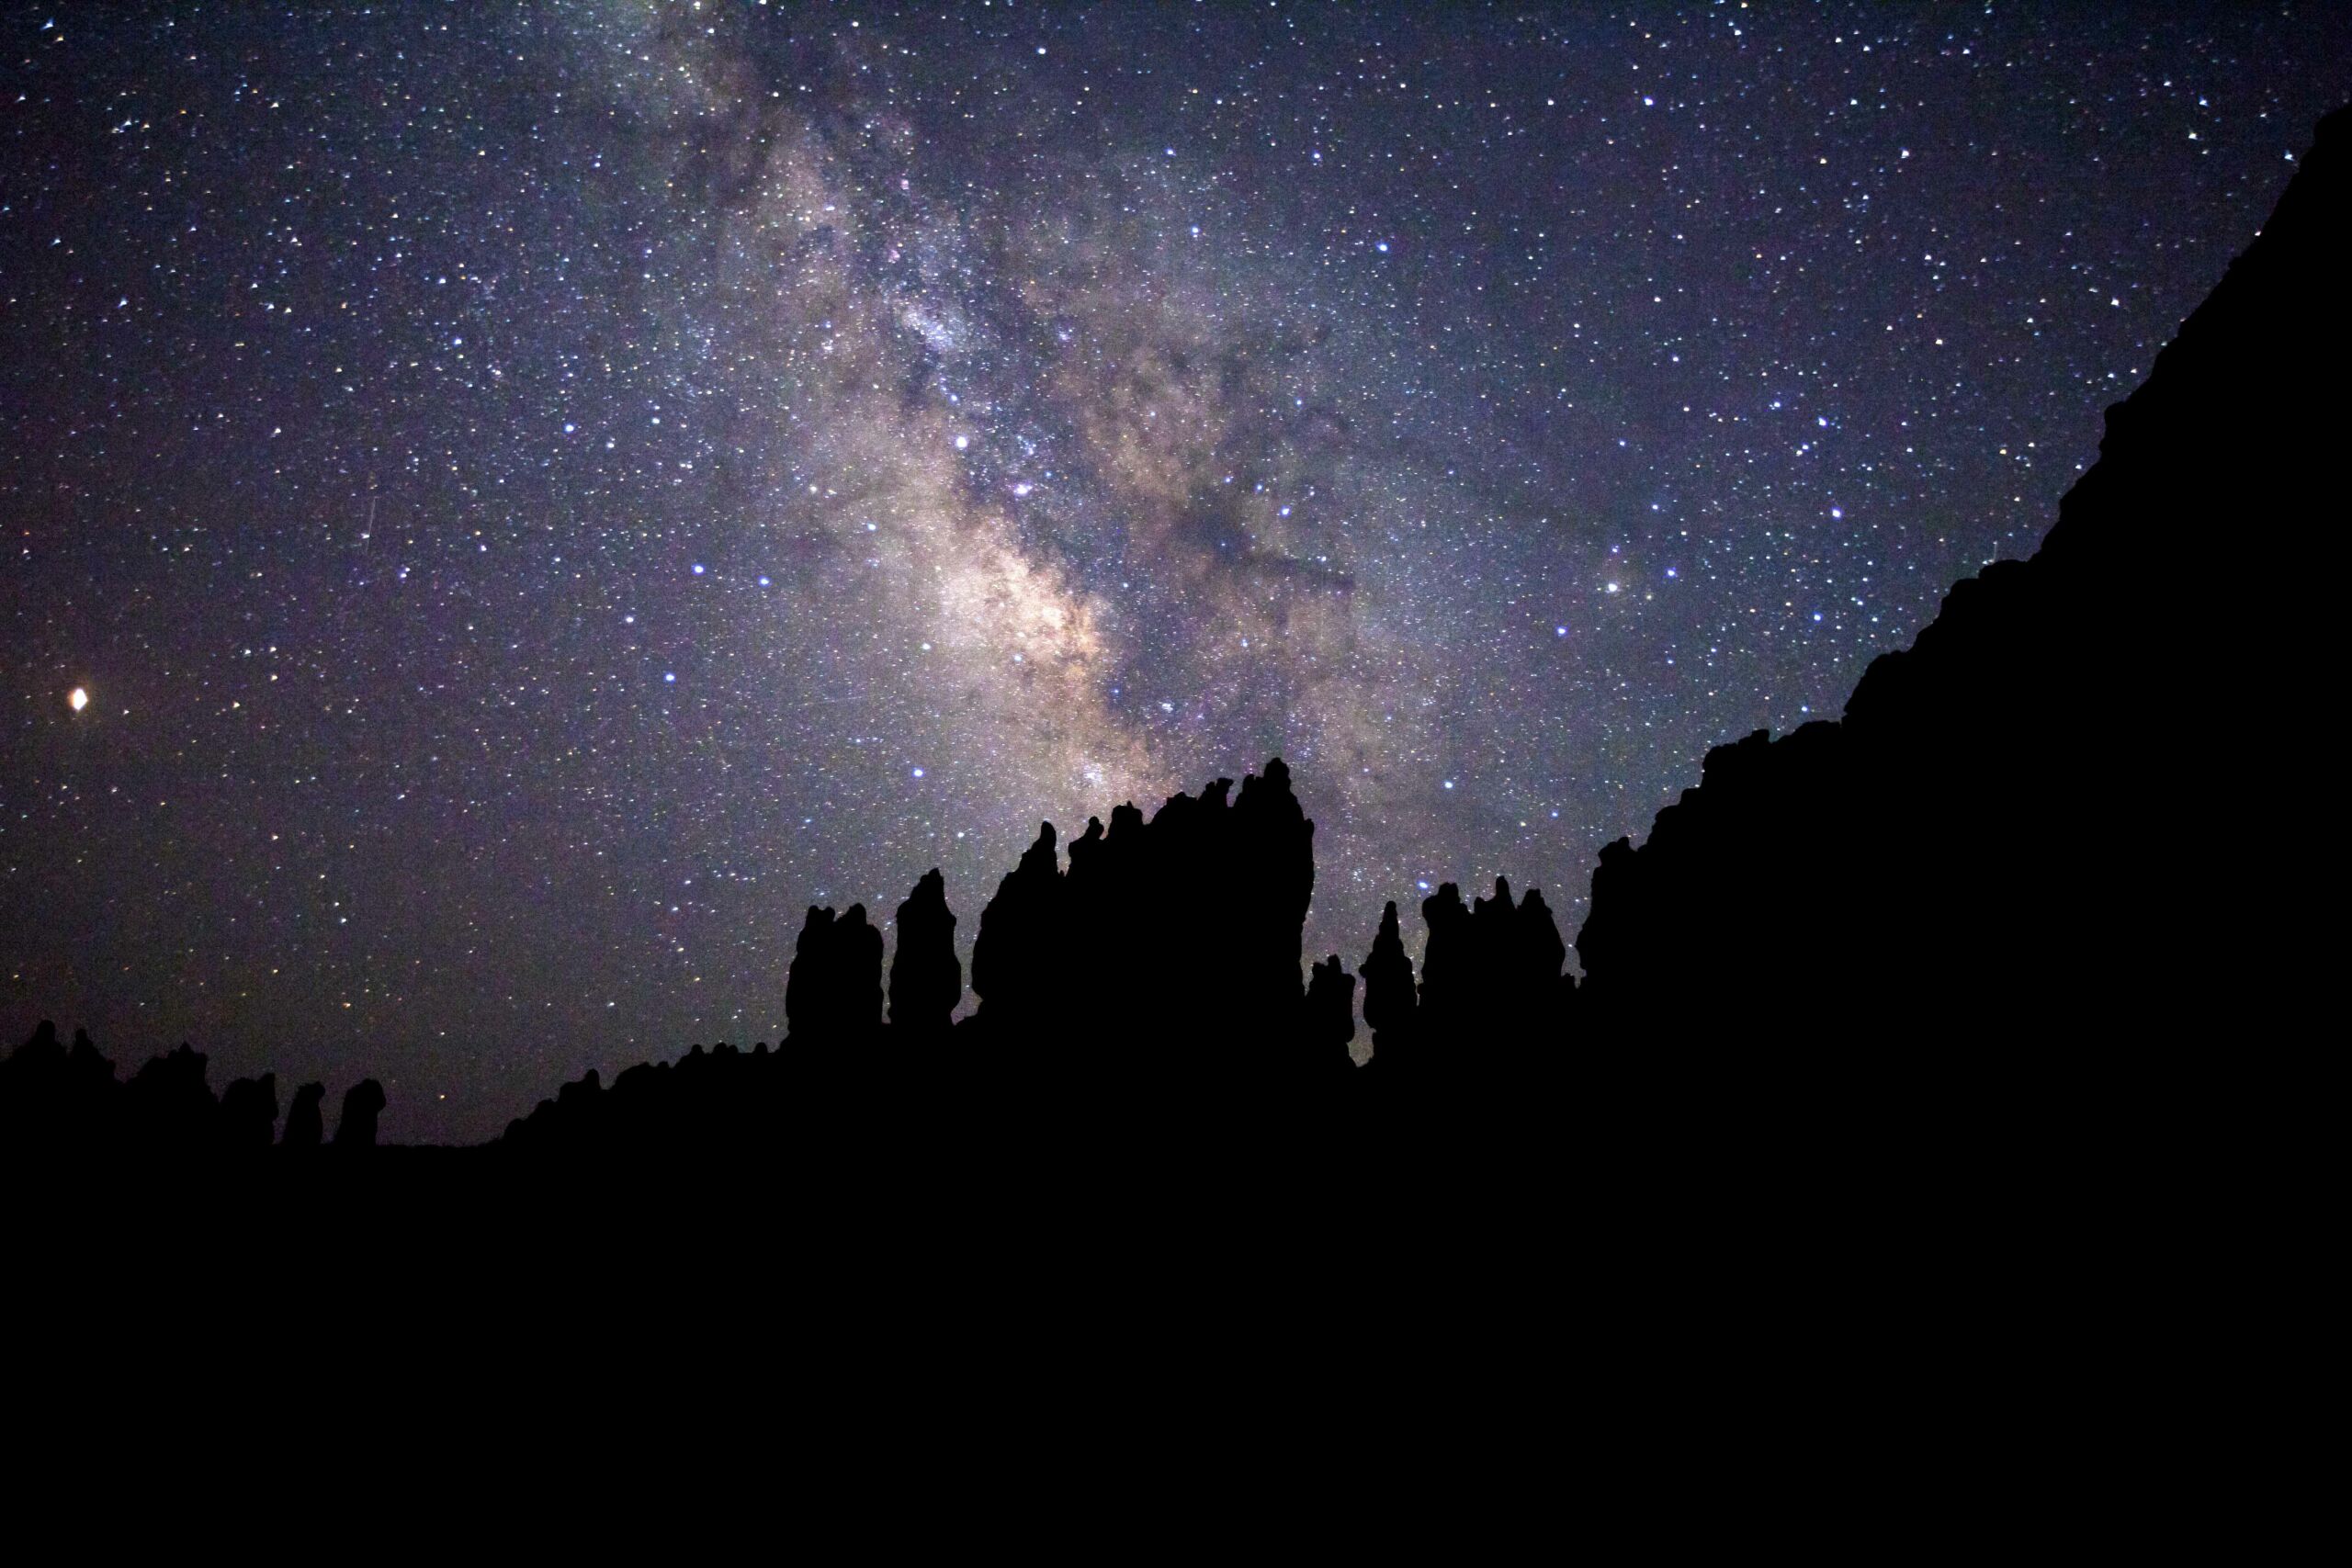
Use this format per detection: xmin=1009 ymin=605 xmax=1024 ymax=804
xmin=1360 ymin=901 xmax=1417 ymax=1067
xmin=889 ymin=869 xmax=962 ymax=1038
xmin=334 ymin=1079 xmax=386 ymax=1148
xmin=282 ymin=1082 xmax=326 ymax=1149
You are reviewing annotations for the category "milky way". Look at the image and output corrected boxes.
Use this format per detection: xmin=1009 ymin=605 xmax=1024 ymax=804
xmin=6 ymin=6 xmax=2346 ymax=1139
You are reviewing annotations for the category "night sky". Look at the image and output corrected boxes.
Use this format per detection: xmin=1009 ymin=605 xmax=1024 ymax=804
xmin=6 ymin=5 xmax=2346 ymax=1142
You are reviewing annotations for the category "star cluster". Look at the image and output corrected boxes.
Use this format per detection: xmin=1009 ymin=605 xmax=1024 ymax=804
xmin=6 ymin=5 xmax=2345 ymax=1140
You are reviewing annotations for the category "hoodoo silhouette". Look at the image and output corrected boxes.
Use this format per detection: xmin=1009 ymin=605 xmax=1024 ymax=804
xmin=888 ymin=869 xmax=961 ymax=1043
xmin=7 ymin=104 xmax=2346 ymax=1172
xmin=282 ymin=1082 xmax=327 ymax=1150
xmin=0 ymin=1024 xmax=387 ymax=1162
xmin=334 ymin=1079 xmax=387 ymax=1149
xmin=1358 ymin=901 xmax=1418 ymax=1072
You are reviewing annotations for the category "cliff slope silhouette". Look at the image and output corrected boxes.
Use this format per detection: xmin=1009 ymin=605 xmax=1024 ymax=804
xmin=1576 ymin=104 xmax=2347 ymax=1077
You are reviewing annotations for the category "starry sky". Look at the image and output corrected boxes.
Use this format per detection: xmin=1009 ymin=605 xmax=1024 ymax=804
xmin=6 ymin=4 xmax=2346 ymax=1142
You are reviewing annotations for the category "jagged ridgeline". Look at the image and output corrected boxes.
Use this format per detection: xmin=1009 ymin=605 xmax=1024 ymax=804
xmin=7 ymin=105 xmax=2347 ymax=1163
xmin=499 ymin=756 xmax=1577 ymax=1154
xmin=0 ymin=1021 xmax=386 ymax=1157
xmin=0 ymin=757 xmax=1581 ymax=1162
xmin=1574 ymin=101 xmax=2350 ymax=1056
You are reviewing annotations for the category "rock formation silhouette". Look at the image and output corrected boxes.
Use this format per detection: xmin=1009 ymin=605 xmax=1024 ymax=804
xmin=1358 ymin=901 xmax=1417 ymax=1068
xmin=968 ymin=820 xmax=1067 ymax=1048
xmin=124 ymin=1043 xmax=218 ymax=1157
xmin=888 ymin=869 xmax=961 ymax=1041
xmin=786 ymin=903 xmax=886 ymax=1047
xmin=219 ymin=1073 xmax=279 ymax=1150
xmin=0 ymin=1020 xmax=388 ymax=1167
xmin=334 ymin=1079 xmax=387 ymax=1148
xmin=1571 ymin=113 xmax=2350 ymax=1076
xmin=1305 ymin=954 xmax=1357 ymax=1077
xmin=282 ymin=1082 xmax=327 ymax=1149
xmin=7 ymin=104 xmax=2345 ymax=1174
